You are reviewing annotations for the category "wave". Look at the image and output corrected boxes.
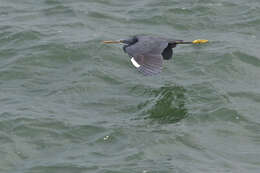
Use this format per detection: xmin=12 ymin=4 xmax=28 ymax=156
xmin=137 ymin=85 xmax=188 ymax=123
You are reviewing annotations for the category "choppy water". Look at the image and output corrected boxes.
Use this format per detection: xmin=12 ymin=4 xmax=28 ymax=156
xmin=1 ymin=0 xmax=260 ymax=172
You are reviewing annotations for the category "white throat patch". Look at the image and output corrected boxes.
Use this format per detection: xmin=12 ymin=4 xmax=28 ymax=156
xmin=130 ymin=57 xmax=140 ymax=68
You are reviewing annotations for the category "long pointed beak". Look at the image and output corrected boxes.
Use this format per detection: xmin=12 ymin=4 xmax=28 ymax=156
xmin=103 ymin=40 xmax=122 ymax=44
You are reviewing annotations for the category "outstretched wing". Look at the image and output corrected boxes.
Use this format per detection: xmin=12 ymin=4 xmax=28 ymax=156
xmin=124 ymin=36 xmax=168 ymax=76
xmin=130 ymin=54 xmax=163 ymax=76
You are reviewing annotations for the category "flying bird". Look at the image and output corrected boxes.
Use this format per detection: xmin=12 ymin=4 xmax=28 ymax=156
xmin=103 ymin=35 xmax=208 ymax=76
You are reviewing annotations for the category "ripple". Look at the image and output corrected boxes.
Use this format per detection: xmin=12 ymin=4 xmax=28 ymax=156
xmin=0 ymin=30 xmax=43 ymax=51
xmin=42 ymin=5 xmax=76 ymax=17
xmin=0 ymin=131 xmax=13 ymax=144
xmin=138 ymin=85 xmax=188 ymax=123
xmin=28 ymin=164 xmax=96 ymax=173
xmin=1 ymin=117 xmax=107 ymax=147
xmin=234 ymin=51 xmax=260 ymax=67
xmin=228 ymin=91 xmax=260 ymax=103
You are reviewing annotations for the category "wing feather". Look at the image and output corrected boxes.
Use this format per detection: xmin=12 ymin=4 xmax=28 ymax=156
xmin=124 ymin=35 xmax=170 ymax=76
xmin=132 ymin=54 xmax=163 ymax=76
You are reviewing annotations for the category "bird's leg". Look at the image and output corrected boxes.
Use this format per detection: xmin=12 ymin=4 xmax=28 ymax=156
xmin=174 ymin=39 xmax=208 ymax=44
xmin=103 ymin=40 xmax=122 ymax=44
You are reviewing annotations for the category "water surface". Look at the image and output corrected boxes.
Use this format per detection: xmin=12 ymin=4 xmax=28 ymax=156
xmin=1 ymin=0 xmax=260 ymax=172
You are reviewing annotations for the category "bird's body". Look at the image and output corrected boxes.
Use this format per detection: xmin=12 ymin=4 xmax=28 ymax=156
xmin=122 ymin=35 xmax=179 ymax=75
xmin=103 ymin=35 xmax=208 ymax=76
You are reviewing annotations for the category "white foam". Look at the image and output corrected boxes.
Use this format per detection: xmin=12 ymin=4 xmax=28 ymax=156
xmin=130 ymin=57 xmax=140 ymax=68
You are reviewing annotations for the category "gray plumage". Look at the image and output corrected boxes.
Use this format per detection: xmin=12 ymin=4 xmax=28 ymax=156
xmin=104 ymin=35 xmax=209 ymax=76
xmin=122 ymin=35 xmax=182 ymax=76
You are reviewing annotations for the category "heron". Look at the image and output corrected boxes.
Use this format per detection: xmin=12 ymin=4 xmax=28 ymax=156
xmin=103 ymin=35 xmax=208 ymax=76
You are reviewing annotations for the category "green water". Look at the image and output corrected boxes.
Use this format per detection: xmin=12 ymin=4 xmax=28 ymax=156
xmin=1 ymin=0 xmax=260 ymax=172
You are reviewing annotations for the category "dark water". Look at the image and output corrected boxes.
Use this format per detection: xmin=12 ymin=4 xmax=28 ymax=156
xmin=1 ymin=0 xmax=260 ymax=172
